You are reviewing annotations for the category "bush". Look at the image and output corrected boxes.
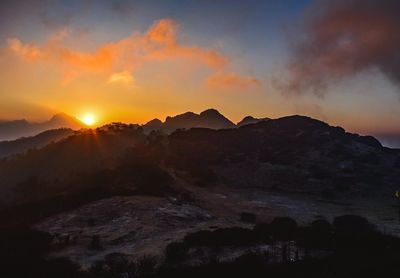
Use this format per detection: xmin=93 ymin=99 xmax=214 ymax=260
xmin=184 ymin=230 xmax=213 ymax=246
xmin=253 ymin=222 xmax=272 ymax=242
xmin=88 ymin=235 xmax=102 ymax=250
xmin=270 ymin=217 xmax=297 ymax=240
xmin=135 ymin=255 xmax=157 ymax=276
xmin=298 ymin=219 xmax=332 ymax=249
xmin=240 ymin=212 xmax=257 ymax=223
xmin=165 ymin=242 xmax=188 ymax=263
xmin=333 ymin=215 xmax=376 ymax=235
xmin=183 ymin=227 xmax=256 ymax=247
xmin=311 ymin=219 xmax=332 ymax=234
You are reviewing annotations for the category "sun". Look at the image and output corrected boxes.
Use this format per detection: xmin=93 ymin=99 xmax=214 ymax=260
xmin=80 ymin=113 xmax=96 ymax=126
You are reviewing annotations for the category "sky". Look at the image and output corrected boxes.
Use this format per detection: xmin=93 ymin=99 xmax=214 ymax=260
xmin=0 ymin=0 xmax=399 ymax=140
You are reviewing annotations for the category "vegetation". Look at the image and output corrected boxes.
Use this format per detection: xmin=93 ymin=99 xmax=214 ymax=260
xmin=1 ymin=212 xmax=399 ymax=278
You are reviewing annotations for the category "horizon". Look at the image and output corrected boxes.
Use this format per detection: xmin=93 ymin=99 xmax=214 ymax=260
xmin=1 ymin=107 xmax=399 ymax=149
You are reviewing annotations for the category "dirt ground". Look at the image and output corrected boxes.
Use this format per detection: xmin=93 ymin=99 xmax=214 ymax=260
xmin=35 ymin=182 xmax=400 ymax=268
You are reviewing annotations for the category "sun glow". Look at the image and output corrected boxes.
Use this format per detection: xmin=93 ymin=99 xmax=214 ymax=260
xmin=80 ymin=113 xmax=96 ymax=126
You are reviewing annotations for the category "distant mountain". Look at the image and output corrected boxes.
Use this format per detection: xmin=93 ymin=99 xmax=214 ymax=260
xmin=0 ymin=128 xmax=76 ymax=159
xmin=0 ymin=113 xmax=84 ymax=141
xmin=237 ymin=116 xmax=270 ymax=126
xmin=143 ymin=108 xmax=236 ymax=133
xmin=143 ymin=118 xmax=163 ymax=132
xmin=374 ymin=133 xmax=400 ymax=149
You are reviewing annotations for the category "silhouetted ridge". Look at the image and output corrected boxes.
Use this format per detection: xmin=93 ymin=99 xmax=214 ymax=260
xmin=0 ymin=128 xmax=75 ymax=159
xmin=143 ymin=108 xmax=235 ymax=133
xmin=0 ymin=113 xmax=85 ymax=141
xmin=0 ymin=113 xmax=397 ymax=212
xmin=143 ymin=118 xmax=163 ymax=132
xmin=237 ymin=115 xmax=270 ymax=126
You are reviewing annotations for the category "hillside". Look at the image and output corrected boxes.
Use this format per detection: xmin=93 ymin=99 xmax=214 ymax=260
xmin=0 ymin=115 xmax=398 ymax=209
xmin=167 ymin=115 xmax=399 ymax=197
xmin=1 ymin=114 xmax=400 ymax=270
xmin=0 ymin=128 xmax=76 ymax=159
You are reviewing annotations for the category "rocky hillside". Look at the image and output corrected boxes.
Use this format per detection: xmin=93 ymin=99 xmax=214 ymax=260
xmin=167 ymin=115 xmax=400 ymax=198
xmin=0 ymin=115 xmax=399 ymax=212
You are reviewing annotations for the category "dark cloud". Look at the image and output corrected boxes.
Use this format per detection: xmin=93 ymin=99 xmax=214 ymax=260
xmin=111 ymin=0 xmax=136 ymax=17
xmin=278 ymin=0 xmax=400 ymax=96
xmin=0 ymin=0 xmax=94 ymax=33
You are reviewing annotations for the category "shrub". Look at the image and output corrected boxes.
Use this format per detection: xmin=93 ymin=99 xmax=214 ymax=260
xmin=165 ymin=242 xmax=188 ymax=263
xmin=333 ymin=215 xmax=376 ymax=235
xmin=253 ymin=222 xmax=272 ymax=242
xmin=240 ymin=212 xmax=257 ymax=223
xmin=270 ymin=217 xmax=297 ymax=240
xmin=88 ymin=235 xmax=102 ymax=250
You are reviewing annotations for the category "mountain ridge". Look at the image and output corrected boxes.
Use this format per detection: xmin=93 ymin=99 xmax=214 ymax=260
xmin=144 ymin=108 xmax=240 ymax=133
xmin=1 ymin=114 xmax=398 ymax=209
xmin=0 ymin=113 xmax=85 ymax=141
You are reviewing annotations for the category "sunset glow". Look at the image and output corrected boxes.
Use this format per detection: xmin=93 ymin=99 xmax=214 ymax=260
xmin=2 ymin=2 xmax=400 ymax=275
xmin=80 ymin=114 xmax=96 ymax=126
xmin=0 ymin=0 xmax=399 ymax=144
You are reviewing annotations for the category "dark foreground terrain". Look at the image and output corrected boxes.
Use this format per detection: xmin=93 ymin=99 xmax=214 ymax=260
xmin=2 ymin=215 xmax=400 ymax=277
xmin=1 ymin=113 xmax=399 ymax=277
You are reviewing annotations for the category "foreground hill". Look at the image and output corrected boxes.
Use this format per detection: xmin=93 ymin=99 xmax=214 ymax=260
xmin=0 ymin=123 xmax=149 ymax=207
xmin=0 ymin=113 xmax=84 ymax=141
xmin=1 ymin=114 xmax=400 ymax=272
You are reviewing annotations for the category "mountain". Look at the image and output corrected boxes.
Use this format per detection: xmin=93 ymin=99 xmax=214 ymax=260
xmin=237 ymin=115 xmax=270 ymax=126
xmin=45 ymin=113 xmax=83 ymax=130
xmin=0 ymin=113 xmax=85 ymax=141
xmin=374 ymin=133 xmax=400 ymax=149
xmin=143 ymin=108 xmax=236 ymax=133
xmin=0 ymin=128 xmax=76 ymax=159
xmin=142 ymin=118 xmax=163 ymax=132
xmin=1 ymin=114 xmax=399 ymax=209
xmin=1 ymin=113 xmax=400 ymax=270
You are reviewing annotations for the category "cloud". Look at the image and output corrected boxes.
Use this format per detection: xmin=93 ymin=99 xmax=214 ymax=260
xmin=108 ymin=70 xmax=134 ymax=84
xmin=7 ymin=28 xmax=116 ymax=73
xmin=277 ymin=0 xmax=400 ymax=96
xmin=7 ymin=38 xmax=42 ymax=60
xmin=143 ymin=19 xmax=229 ymax=69
xmin=206 ymin=71 xmax=260 ymax=90
xmin=6 ymin=18 xmax=251 ymax=88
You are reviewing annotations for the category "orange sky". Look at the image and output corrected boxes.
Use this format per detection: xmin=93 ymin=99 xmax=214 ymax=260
xmin=1 ymin=19 xmax=264 ymax=126
xmin=0 ymin=1 xmax=399 ymax=137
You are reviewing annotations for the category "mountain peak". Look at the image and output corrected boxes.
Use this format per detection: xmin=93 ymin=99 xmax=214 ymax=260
xmin=49 ymin=112 xmax=74 ymax=122
xmin=47 ymin=113 xmax=83 ymax=129
xmin=0 ymin=112 xmax=84 ymax=141
xmin=143 ymin=109 xmax=235 ymax=133
xmin=237 ymin=115 xmax=270 ymax=126
xmin=144 ymin=118 xmax=163 ymax=129
xmin=200 ymin=108 xmax=221 ymax=116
